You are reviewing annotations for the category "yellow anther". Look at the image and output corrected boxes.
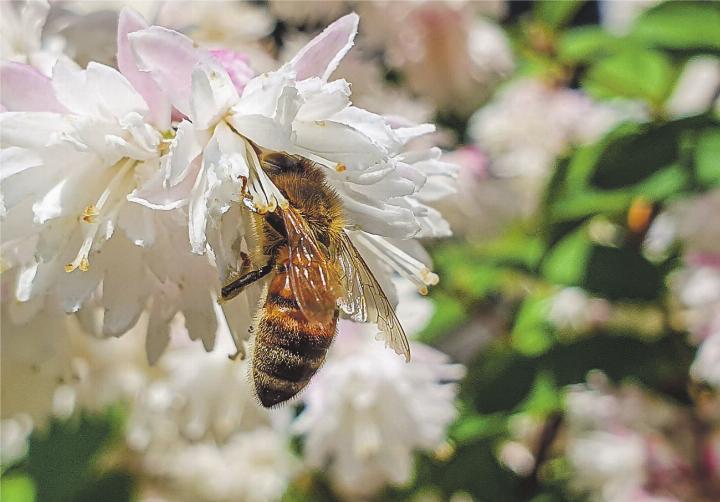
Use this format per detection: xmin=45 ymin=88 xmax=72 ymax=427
xmin=81 ymin=205 xmax=98 ymax=223
xmin=336 ymin=163 xmax=347 ymax=173
xmin=79 ymin=257 xmax=90 ymax=272
xmin=418 ymin=286 xmax=429 ymax=296
xmin=65 ymin=263 xmax=75 ymax=273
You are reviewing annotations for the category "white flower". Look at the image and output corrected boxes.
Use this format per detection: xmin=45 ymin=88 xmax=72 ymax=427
xmin=291 ymin=284 xmax=464 ymax=496
xmin=547 ymin=287 xmax=612 ymax=332
xmin=667 ymin=56 xmax=720 ymax=117
xmin=0 ymin=0 xmax=74 ymax=76
xmin=128 ymin=13 xmax=455 ymax=300
xmin=564 ymin=375 xmax=702 ymax=502
xmin=146 ymin=427 xmax=298 ymax=502
xmin=356 ymin=1 xmax=511 ymax=114
xmin=0 ymin=415 xmax=33 ymax=467
xmin=0 ymin=9 xmax=259 ymax=361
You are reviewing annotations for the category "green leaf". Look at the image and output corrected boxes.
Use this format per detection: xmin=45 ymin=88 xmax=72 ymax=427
xmin=589 ymin=117 xmax=708 ymax=189
xmin=541 ymin=228 xmax=591 ymax=286
xmin=1 ymin=474 xmax=36 ymax=502
xmin=583 ymin=49 xmax=676 ymax=104
xmin=632 ymin=1 xmax=720 ymax=52
xmin=451 ymin=413 xmax=507 ymax=445
xmin=27 ymin=410 xmax=125 ymax=502
xmin=534 ymin=0 xmax=585 ymax=28
xmin=519 ymin=372 xmax=562 ymax=416
xmin=583 ymin=245 xmax=664 ymax=301
xmin=511 ymin=295 xmax=555 ymax=357
xmin=558 ymin=26 xmax=624 ymax=63
xmin=695 ymin=128 xmax=720 ymax=186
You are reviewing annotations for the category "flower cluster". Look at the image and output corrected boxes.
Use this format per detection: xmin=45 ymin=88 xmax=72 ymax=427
xmin=1 ymin=8 xmax=456 ymax=364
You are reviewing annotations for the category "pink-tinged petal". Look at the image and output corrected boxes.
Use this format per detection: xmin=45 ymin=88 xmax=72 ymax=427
xmin=209 ymin=49 xmax=254 ymax=94
xmin=0 ymin=62 xmax=67 ymax=112
xmin=117 ymin=8 xmax=171 ymax=130
xmin=288 ymin=12 xmax=359 ymax=81
xmin=129 ymin=26 xmax=200 ymax=117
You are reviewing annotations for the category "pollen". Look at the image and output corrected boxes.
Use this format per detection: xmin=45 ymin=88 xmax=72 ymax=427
xmin=81 ymin=204 xmax=99 ymax=223
xmin=421 ymin=268 xmax=440 ymax=286
xmin=267 ymin=198 xmax=278 ymax=213
xmin=336 ymin=163 xmax=347 ymax=172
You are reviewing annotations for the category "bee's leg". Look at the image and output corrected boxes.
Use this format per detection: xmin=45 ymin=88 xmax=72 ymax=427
xmin=220 ymin=263 xmax=274 ymax=303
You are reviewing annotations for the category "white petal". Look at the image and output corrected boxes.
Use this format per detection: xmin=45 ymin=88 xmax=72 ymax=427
xmin=0 ymin=147 xmax=42 ymax=180
xmin=295 ymin=78 xmax=350 ymax=121
xmin=128 ymin=157 xmax=200 ymax=210
xmin=86 ymin=62 xmax=149 ymax=119
xmin=188 ymin=162 xmax=210 ymax=254
xmin=117 ymin=8 xmax=171 ymax=130
xmin=0 ymin=112 xmax=71 ymax=149
xmin=129 ymin=26 xmax=200 ymax=116
xmin=288 ymin=12 xmax=359 ymax=81
xmin=165 ymin=120 xmax=203 ymax=186
xmin=51 ymin=63 xmax=98 ymax=116
xmin=182 ymin=289 xmax=218 ymax=351
xmin=117 ymin=202 xmax=155 ymax=247
xmin=189 ymin=58 xmax=238 ymax=129
xmin=0 ymin=61 xmax=67 ymax=112
xmin=293 ymin=120 xmax=386 ymax=170
xmin=101 ymin=237 xmax=148 ymax=336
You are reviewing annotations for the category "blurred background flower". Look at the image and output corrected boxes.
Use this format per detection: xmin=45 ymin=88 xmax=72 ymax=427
xmin=3 ymin=1 xmax=720 ymax=502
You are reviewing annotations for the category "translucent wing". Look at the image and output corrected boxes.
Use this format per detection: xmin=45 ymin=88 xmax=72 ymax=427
xmin=337 ymin=231 xmax=411 ymax=362
xmin=281 ymin=206 xmax=340 ymax=324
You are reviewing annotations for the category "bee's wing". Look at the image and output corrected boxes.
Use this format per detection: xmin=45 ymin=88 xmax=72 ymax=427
xmin=281 ymin=206 xmax=340 ymax=324
xmin=337 ymin=231 xmax=411 ymax=362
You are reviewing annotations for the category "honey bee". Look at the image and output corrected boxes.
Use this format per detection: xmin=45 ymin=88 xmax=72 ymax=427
xmin=221 ymin=149 xmax=411 ymax=407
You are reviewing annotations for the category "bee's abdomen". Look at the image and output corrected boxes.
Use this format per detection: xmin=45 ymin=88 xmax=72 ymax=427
xmin=252 ymin=273 xmax=337 ymax=407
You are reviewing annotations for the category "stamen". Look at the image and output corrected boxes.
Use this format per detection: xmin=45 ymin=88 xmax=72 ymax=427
xmin=82 ymin=205 xmax=98 ymax=223
xmin=336 ymin=163 xmax=347 ymax=172
xmin=354 ymin=232 xmax=439 ymax=293
xmin=66 ymin=158 xmax=137 ymax=273
xmin=243 ymin=139 xmax=288 ymax=212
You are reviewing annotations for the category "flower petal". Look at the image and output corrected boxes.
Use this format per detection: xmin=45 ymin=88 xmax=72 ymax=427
xmin=189 ymin=58 xmax=238 ymax=130
xmin=102 ymin=236 xmax=149 ymax=336
xmin=0 ymin=62 xmax=67 ymax=112
xmin=128 ymin=157 xmax=200 ymax=210
xmin=288 ymin=12 xmax=359 ymax=81
xmin=165 ymin=120 xmax=204 ymax=186
xmin=86 ymin=62 xmax=148 ymax=119
xmin=117 ymin=8 xmax=172 ymax=130
xmin=129 ymin=26 xmax=200 ymax=117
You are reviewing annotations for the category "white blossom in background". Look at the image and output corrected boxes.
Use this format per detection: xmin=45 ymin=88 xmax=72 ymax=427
xmin=599 ymin=0 xmax=661 ymax=36
xmin=547 ymin=287 xmax=612 ymax=333
xmin=469 ymin=78 xmax=624 ymax=179
xmin=0 ymin=0 xmax=75 ymax=76
xmin=292 ymin=284 xmax=465 ymax=497
xmin=666 ymin=56 xmax=720 ymax=118
xmin=55 ymin=312 xmax=297 ymax=502
xmin=467 ymin=78 xmax=628 ymax=216
xmin=269 ymin=0 xmax=350 ymax=27
xmin=661 ymin=190 xmax=720 ymax=387
xmin=565 ymin=372 xmax=719 ymax=502
xmin=357 ymin=1 xmax=513 ymax=115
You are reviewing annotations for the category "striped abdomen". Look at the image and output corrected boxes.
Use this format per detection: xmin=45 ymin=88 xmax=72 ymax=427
xmin=252 ymin=270 xmax=338 ymax=407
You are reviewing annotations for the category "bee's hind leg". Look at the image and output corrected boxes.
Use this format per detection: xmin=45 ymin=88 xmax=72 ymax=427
xmin=220 ymin=262 xmax=274 ymax=303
